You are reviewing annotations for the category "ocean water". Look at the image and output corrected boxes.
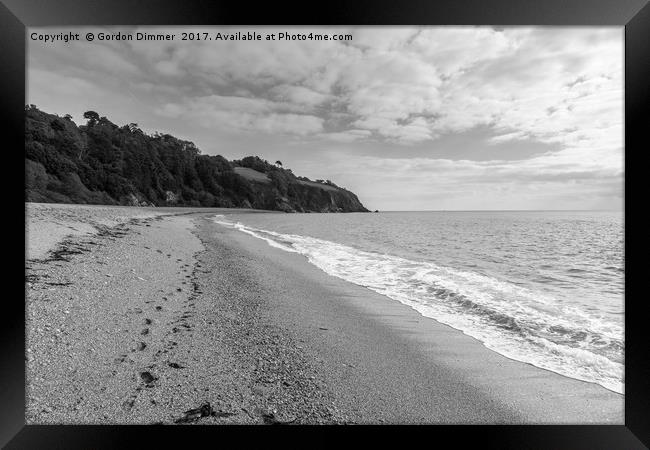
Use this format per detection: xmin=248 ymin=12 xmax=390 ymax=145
xmin=213 ymin=211 xmax=624 ymax=394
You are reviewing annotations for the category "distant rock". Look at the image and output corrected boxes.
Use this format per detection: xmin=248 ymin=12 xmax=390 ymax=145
xmin=125 ymin=193 xmax=154 ymax=207
xmin=165 ymin=191 xmax=178 ymax=205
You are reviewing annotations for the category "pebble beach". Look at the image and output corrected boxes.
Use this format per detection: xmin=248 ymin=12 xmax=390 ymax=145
xmin=25 ymin=203 xmax=624 ymax=424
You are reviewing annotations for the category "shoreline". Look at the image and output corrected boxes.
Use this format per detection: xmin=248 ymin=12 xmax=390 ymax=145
xmin=25 ymin=204 xmax=623 ymax=424
xmin=213 ymin=218 xmax=623 ymax=423
xmin=25 ymin=202 xmax=271 ymax=260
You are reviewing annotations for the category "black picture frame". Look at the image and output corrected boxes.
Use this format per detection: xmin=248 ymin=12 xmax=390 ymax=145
xmin=3 ymin=0 xmax=648 ymax=447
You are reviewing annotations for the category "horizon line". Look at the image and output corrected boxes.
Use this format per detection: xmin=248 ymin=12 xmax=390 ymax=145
xmin=367 ymin=209 xmax=622 ymax=213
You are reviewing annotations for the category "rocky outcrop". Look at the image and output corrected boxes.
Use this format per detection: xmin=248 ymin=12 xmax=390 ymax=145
xmin=124 ymin=193 xmax=154 ymax=207
xmin=165 ymin=191 xmax=178 ymax=205
xmin=234 ymin=170 xmax=368 ymax=213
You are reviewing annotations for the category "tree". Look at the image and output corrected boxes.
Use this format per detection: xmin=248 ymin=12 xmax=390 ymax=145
xmin=50 ymin=118 xmax=65 ymax=131
xmin=78 ymin=132 xmax=88 ymax=161
xmin=24 ymin=106 xmax=370 ymax=211
xmin=83 ymin=111 xmax=100 ymax=126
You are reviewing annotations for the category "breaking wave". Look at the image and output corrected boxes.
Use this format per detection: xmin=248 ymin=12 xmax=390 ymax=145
xmin=214 ymin=215 xmax=624 ymax=394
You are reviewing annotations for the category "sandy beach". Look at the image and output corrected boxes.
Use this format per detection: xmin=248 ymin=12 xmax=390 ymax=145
xmin=25 ymin=203 xmax=623 ymax=424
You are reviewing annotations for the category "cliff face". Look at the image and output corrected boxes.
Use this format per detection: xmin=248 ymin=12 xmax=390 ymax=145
xmin=24 ymin=106 xmax=369 ymax=213
xmin=233 ymin=167 xmax=367 ymax=213
xmin=287 ymin=184 xmax=368 ymax=213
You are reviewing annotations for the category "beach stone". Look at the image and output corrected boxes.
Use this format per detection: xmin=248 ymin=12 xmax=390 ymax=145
xmin=140 ymin=371 xmax=156 ymax=384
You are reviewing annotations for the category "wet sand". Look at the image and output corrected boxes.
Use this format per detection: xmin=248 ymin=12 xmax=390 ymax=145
xmin=25 ymin=204 xmax=623 ymax=424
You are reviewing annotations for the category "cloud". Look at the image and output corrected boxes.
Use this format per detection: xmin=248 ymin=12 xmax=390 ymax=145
xmin=30 ymin=26 xmax=621 ymax=149
xmin=158 ymin=95 xmax=324 ymax=135
xmin=269 ymin=84 xmax=331 ymax=107
xmin=319 ymin=129 xmax=372 ymax=143
xmin=27 ymin=26 xmax=623 ymax=210
xmin=488 ymin=131 xmax=530 ymax=144
xmin=317 ymin=152 xmax=622 ymax=210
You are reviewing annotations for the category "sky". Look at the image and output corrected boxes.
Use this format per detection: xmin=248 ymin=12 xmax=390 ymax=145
xmin=28 ymin=26 xmax=623 ymax=211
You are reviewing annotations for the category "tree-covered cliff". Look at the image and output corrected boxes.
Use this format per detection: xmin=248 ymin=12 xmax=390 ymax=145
xmin=24 ymin=106 xmax=368 ymax=213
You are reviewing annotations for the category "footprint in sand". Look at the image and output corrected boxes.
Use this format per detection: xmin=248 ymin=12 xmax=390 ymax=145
xmin=122 ymin=398 xmax=135 ymax=411
xmin=140 ymin=371 xmax=157 ymax=386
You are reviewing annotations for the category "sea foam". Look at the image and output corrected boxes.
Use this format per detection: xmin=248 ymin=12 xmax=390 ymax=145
xmin=213 ymin=215 xmax=624 ymax=394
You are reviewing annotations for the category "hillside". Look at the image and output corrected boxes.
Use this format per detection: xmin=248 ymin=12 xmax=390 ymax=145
xmin=24 ymin=106 xmax=369 ymax=213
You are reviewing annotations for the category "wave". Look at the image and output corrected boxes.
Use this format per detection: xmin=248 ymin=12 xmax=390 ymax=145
xmin=213 ymin=215 xmax=624 ymax=394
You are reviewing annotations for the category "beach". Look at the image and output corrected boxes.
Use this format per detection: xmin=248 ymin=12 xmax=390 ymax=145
xmin=25 ymin=203 xmax=624 ymax=424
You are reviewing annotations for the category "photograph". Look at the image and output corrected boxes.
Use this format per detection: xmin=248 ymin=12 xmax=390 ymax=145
xmin=22 ymin=25 xmax=628 ymax=426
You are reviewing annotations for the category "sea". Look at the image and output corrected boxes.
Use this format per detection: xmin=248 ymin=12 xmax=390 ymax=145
xmin=213 ymin=210 xmax=624 ymax=394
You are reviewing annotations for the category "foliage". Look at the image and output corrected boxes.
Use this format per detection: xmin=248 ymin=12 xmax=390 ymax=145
xmin=24 ymin=106 xmax=368 ymax=212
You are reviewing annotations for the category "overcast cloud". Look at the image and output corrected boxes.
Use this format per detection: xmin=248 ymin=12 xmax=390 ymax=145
xmin=28 ymin=26 xmax=623 ymax=211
